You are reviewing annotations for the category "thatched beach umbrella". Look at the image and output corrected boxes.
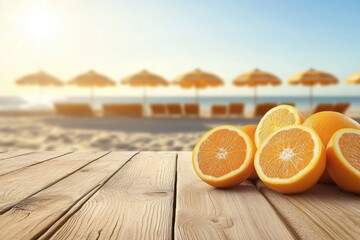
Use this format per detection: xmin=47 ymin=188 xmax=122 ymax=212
xmin=346 ymin=72 xmax=360 ymax=84
xmin=233 ymin=68 xmax=281 ymax=106
xmin=172 ymin=68 xmax=223 ymax=104
xmin=68 ymin=70 xmax=116 ymax=105
xmin=121 ymin=70 xmax=168 ymax=106
xmin=289 ymin=68 xmax=338 ymax=108
xmin=16 ymin=71 xmax=63 ymax=102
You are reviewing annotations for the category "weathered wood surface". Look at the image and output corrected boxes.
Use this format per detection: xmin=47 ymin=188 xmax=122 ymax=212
xmin=175 ymin=152 xmax=295 ymax=240
xmin=0 ymin=151 xmax=32 ymax=161
xmin=0 ymin=152 xmax=137 ymax=239
xmin=0 ymin=151 xmax=358 ymax=240
xmin=257 ymin=181 xmax=360 ymax=240
xmin=50 ymin=152 xmax=177 ymax=240
xmin=0 ymin=151 xmax=108 ymax=213
xmin=0 ymin=151 xmax=71 ymax=176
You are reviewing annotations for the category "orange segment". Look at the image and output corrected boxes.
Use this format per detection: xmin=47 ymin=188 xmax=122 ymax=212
xmin=339 ymin=133 xmax=360 ymax=171
xmin=193 ymin=125 xmax=255 ymax=188
xmin=326 ymin=128 xmax=360 ymax=193
xmin=255 ymin=125 xmax=325 ymax=194
xmin=255 ymin=105 xmax=304 ymax=148
xmin=259 ymin=128 xmax=314 ymax=178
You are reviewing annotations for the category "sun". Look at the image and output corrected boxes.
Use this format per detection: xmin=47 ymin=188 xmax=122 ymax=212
xmin=25 ymin=9 xmax=56 ymax=43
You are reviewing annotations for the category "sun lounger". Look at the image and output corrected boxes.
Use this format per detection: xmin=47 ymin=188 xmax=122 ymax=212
xmin=312 ymin=104 xmax=334 ymax=114
xmin=184 ymin=103 xmax=199 ymax=117
xmin=150 ymin=104 xmax=166 ymax=116
xmin=254 ymin=103 xmax=277 ymax=117
xmin=211 ymin=105 xmax=227 ymax=117
xmin=229 ymin=103 xmax=244 ymax=116
xmin=332 ymin=102 xmax=350 ymax=114
xmin=54 ymin=103 xmax=94 ymax=116
xmin=281 ymin=102 xmax=295 ymax=106
xmin=166 ymin=104 xmax=182 ymax=116
xmin=103 ymin=104 xmax=143 ymax=117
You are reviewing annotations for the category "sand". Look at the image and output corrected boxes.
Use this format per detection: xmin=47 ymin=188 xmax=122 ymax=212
xmin=1 ymin=109 xmax=359 ymax=152
xmin=0 ymin=114 xmax=258 ymax=151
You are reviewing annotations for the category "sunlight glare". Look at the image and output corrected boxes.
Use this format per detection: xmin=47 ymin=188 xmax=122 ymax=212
xmin=25 ymin=9 xmax=56 ymax=43
xmin=21 ymin=95 xmax=64 ymax=108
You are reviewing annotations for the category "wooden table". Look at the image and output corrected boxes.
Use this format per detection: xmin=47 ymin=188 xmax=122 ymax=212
xmin=0 ymin=151 xmax=358 ymax=240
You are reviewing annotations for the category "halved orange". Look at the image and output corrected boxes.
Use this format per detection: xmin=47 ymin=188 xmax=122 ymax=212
xmin=192 ymin=125 xmax=255 ymax=188
xmin=240 ymin=124 xmax=258 ymax=180
xmin=255 ymin=125 xmax=326 ymax=194
xmin=326 ymin=128 xmax=360 ymax=193
xmin=254 ymin=105 xmax=304 ymax=148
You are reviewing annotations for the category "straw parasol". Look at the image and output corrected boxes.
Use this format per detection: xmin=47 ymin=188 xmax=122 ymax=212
xmin=289 ymin=68 xmax=338 ymax=108
xmin=346 ymin=72 xmax=360 ymax=84
xmin=172 ymin=68 xmax=223 ymax=104
xmin=68 ymin=70 xmax=116 ymax=105
xmin=121 ymin=70 xmax=168 ymax=106
xmin=233 ymin=68 xmax=281 ymax=106
xmin=16 ymin=70 xmax=63 ymax=102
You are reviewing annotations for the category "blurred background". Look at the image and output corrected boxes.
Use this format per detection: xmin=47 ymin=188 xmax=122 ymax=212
xmin=0 ymin=0 xmax=359 ymax=151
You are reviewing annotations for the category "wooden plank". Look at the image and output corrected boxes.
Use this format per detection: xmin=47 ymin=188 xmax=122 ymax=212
xmin=0 ymin=151 xmax=108 ymax=213
xmin=257 ymin=181 xmax=360 ymax=240
xmin=0 ymin=152 xmax=137 ymax=240
xmin=175 ymin=152 xmax=295 ymax=240
xmin=39 ymin=185 xmax=100 ymax=240
xmin=50 ymin=151 xmax=177 ymax=240
xmin=0 ymin=151 xmax=32 ymax=161
xmin=0 ymin=151 xmax=71 ymax=176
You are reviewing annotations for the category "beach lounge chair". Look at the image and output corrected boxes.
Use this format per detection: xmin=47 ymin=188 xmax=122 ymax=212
xmin=332 ymin=102 xmax=350 ymax=114
xmin=184 ymin=103 xmax=199 ymax=117
xmin=312 ymin=104 xmax=334 ymax=114
xmin=103 ymin=104 xmax=143 ymax=117
xmin=211 ymin=105 xmax=227 ymax=117
xmin=229 ymin=103 xmax=244 ymax=117
xmin=150 ymin=104 xmax=166 ymax=116
xmin=254 ymin=103 xmax=277 ymax=117
xmin=166 ymin=104 xmax=182 ymax=116
xmin=281 ymin=102 xmax=295 ymax=106
xmin=54 ymin=103 xmax=94 ymax=116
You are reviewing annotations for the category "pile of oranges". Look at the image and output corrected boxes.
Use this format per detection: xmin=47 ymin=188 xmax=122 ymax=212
xmin=192 ymin=105 xmax=360 ymax=194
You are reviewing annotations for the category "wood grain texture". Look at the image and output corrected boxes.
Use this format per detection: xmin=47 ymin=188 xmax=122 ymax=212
xmin=0 ymin=151 xmax=71 ymax=176
xmin=175 ymin=152 xmax=295 ymax=240
xmin=0 ymin=151 xmax=32 ymax=161
xmin=0 ymin=151 xmax=108 ymax=213
xmin=39 ymin=185 xmax=100 ymax=240
xmin=50 ymin=151 xmax=177 ymax=240
xmin=257 ymin=181 xmax=360 ymax=240
xmin=0 ymin=152 xmax=137 ymax=240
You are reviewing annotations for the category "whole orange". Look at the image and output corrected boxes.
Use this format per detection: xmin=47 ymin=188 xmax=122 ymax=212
xmin=241 ymin=125 xmax=257 ymax=143
xmin=303 ymin=111 xmax=360 ymax=183
xmin=241 ymin=125 xmax=258 ymax=180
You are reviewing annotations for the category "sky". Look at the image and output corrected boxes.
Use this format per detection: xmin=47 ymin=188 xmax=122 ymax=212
xmin=0 ymin=0 xmax=359 ymax=98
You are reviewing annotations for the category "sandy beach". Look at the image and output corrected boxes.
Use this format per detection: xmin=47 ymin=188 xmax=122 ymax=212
xmin=0 ymin=114 xmax=258 ymax=151
xmin=0 ymin=108 xmax=359 ymax=152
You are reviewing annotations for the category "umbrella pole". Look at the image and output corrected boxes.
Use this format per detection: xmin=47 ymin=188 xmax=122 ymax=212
xmin=309 ymin=86 xmax=313 ymax=110
xmin=91 ymin=86 xmax=95 ymax=106
xmin=39 ymin=86 xmax=43 ymax=104
xmin=195 ymin=88 xmax=199 ymax=104
xmin=253 ymin=86 xmax=257 ymax=107
xmin=143 ymin=87 xmax=147 ymax=116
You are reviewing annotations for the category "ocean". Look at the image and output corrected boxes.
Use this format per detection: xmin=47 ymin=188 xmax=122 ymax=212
xmin=0 ymin=96 xmax=359 ymax=111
